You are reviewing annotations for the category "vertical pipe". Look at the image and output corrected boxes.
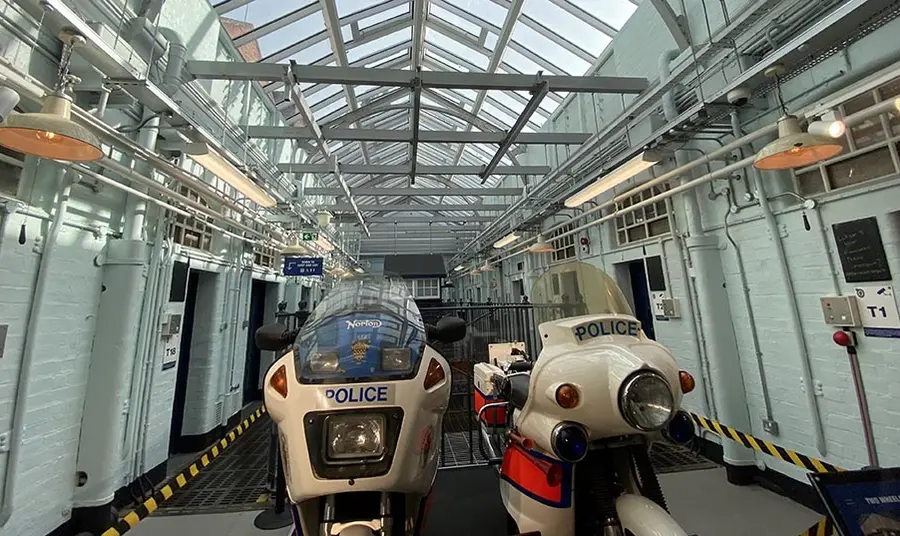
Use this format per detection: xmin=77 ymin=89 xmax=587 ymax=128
xmin=0 ymin=169 xmax=71 ymax=527
xmin=123 ymin=116 xmax=159 ymax=241
xmin=847 ymin=347 xmax=878 ymax=466
xmin=748 ymin=165 xmax=827 ymax=456
xmin=661 ymin=50 xmax=755 ymax=477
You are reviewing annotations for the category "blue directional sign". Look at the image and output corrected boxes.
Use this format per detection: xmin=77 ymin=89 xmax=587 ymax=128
xmin=284 ymin=257 xmax=324 ymax=276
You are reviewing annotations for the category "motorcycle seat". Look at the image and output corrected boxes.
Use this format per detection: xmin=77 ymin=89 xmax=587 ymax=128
xmin=507 ymin=374 xmax=530 ymax=410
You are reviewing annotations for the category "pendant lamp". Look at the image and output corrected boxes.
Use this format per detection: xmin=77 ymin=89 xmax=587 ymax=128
xmin=0 ymin=32 xmax=103 ymax=162
xmin=754 ymin=65 xmax=843 ymax=170
xmin=528 ymin=234 xmax=553 ymax=253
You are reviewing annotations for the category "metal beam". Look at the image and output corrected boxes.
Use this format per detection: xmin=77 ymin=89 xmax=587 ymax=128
xmin=306 ymin=187 xmax=522 ymax=196
xmin=324 ymin=204 xmax=508 ymax=212
xmin=545 ymin=0 xmax=618 ymax=37
xmin=410 ymin=70 xmax=422 ymax=185
xmin=481 ymin=81 xmax=549 ymax=183
xmin=286 ymin=62 xmax=329 ymax=158
xmin=648 ymin=0 xmax=691 ymax=51
xmin=331 ymin=158 xmax=370 ymax=236
xmin=233 ymin=2 xmax=318 ymax=47
xmin=245 ymin=127 xmax=589 ymax=144
xmin=186 ymin=62 xmax=649 ymax=93
xmin=348 ymin=216 xmax=496 ymax=223
xmin=279 ymin=163 xmax=550 ymax=175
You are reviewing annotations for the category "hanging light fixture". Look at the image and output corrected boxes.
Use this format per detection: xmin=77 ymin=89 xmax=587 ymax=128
xmin=493 ymin=232 xmax=520 ymax=249
xmin=182 ymin=142 xmax=277 ymax=207
xmin=564 ymin=150 xmax=661 ymax=208
xmin=481 ymin=261 xmax=493 ymax=273
xmin=0 ymin=32 xmax=103 ymax=162
xmin=754 ymin=65 xmax=843 ymax=170
xmin=528 ymin=234 xmax=553 ymax=253
xmin=281 ymin=233 xmax=309 ymax=255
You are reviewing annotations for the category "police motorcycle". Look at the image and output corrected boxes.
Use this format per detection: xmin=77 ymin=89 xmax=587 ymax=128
xmin=256 ymin=277 xmax=466 ymax=536
xmin=475 ymin=261 xmax=698 ymax=536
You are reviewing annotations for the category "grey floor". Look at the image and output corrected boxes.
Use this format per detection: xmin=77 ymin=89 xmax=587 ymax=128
xmin=127 ymin=467 xmax=822 ymax=536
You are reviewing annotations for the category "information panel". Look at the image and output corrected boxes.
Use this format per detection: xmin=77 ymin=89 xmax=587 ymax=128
xmin=284 ymin=257 xmax=324 ymax=277
xmin=810 ymin=467 xmax=900 ymax=536
xmin=832 ymin=217 xmax=892 ymax=283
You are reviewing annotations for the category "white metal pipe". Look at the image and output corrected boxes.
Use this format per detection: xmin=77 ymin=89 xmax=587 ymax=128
xmin=0 ymin=170 xmax=71 ymax=527
xmin=71 ymin=165 xmax=191 ymax=218
xmin=123 ymin=115 xmax=160 ymax=241
xmin=749 ymin=164 xmax=827 ymax=455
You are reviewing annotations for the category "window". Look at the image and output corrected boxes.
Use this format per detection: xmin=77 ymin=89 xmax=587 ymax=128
xmin=795 ymin=75 xmax=900 ymax=196
xmin=405 ymin=278 xmax=441 ymax=299
xmin=550 ymin=223 xmax=576 ymax=262
xmin=254 ymin=244 xmax=277 ymax=269
xmin=169 ymin=186 xmax=215 ymax=251
xmin=615 ymin=184 xmax=672 ymax=246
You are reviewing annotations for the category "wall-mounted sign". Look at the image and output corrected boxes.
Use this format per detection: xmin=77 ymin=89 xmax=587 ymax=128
xmin=284 ymin=257 xmax=324 ymax=277
xmin=162 ymin=339 xmax=178 ymax=371
xmin=651 ymin=291 xmax=668 ymax=321
xmin=832 ymin=217 xmax=892 ymax=283
xmin=854 ymin=285 xmax=900 ymax=338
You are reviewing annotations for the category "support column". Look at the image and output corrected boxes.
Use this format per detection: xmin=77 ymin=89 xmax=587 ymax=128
xmin=685 ymin=235 xmax=756 ymax=483
xmin=73 ymin=239 xmax=148 ymax=517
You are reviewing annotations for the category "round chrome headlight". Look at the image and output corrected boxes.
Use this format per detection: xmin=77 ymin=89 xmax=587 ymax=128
xmin=619 ymin=371 xmax=674 ymax=431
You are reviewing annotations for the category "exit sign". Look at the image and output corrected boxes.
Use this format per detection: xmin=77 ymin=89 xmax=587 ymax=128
xmin=301 ymin=232 xmax=319 ymax=241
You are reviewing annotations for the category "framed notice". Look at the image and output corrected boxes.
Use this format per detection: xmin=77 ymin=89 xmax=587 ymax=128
xmin=810 ymin=468 xmax=900 ymax=536
xmin=832 ymin=217 xmax=892 ymax=283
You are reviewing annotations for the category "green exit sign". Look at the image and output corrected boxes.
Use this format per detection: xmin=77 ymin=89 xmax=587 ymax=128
xmin=301 ymin=232 xmax=319 ymax=241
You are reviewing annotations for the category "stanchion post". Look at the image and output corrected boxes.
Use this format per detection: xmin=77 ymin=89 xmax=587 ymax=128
xmin=254 ymin=431 xmax=293 ymax=530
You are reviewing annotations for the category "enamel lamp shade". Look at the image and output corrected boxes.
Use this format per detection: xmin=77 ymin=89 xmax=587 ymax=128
xmin=753 ymin=116 xmax=843 ymax=170
xmin=529 ymin=234 xmax=553 ymax=253
xmin=0 ymin=93 xmax=103 ymax=162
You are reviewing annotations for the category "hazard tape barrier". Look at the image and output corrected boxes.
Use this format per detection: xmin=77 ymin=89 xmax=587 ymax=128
xmin=101 ymin=405 xmax=268 ymax=536
xmin=688 ymin=413 xmax=844 ymax=536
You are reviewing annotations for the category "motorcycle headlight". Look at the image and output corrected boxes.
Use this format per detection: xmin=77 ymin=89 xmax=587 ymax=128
xmin=325 ymin=414 xmax=386 ymax=461
xmin=619 ymin=371 xmax=674 ymax=431
xmin=309 ymin=350 xmax=340 ymax=374
xmin=382 ymin=348 xmax=411 ymax=371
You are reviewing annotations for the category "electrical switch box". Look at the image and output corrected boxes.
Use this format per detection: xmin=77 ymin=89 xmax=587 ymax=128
xmin=661 ymin=298 xmax=681 ymax=319
xmin=820 ymin=296 xmax=861 ymax=327
xmin=161 ymin=314 xmax=182 ymax=337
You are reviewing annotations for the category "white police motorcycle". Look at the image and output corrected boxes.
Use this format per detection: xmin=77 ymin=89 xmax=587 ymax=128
xmin=476 ymin=261 xmax=697 ymax=536
xmin=257 ymin=277 xmax=465 ymax=536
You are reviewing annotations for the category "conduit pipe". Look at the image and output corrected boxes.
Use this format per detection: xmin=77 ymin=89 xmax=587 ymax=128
xmin=0 ymin=169 xmax=72 ymax=528
xmin=71 ymin=165 xmax=190 ymax=218
xmin=747 ymin=163 xmax=827 ymax=456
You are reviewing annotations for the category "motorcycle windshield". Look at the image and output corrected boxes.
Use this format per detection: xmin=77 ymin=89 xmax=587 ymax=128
xmin=293 ymin=277 xmax=427 ymax=384
xmin=530 ymin=261 xmax=634 ymax=326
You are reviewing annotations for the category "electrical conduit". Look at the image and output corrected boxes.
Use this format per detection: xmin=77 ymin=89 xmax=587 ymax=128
xmin=0 ymin=169 xmax=72 ymax=527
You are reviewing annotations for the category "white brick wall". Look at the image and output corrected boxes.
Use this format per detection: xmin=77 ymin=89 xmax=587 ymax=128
xmin=0 ymin=210 xmax=105 ymax=536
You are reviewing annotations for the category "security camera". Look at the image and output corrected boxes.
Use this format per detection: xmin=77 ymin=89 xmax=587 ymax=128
xmin=727 ymin=86 xmax=752 ymax=107
xmin=0 ymin=86 xmax=20 ymax=122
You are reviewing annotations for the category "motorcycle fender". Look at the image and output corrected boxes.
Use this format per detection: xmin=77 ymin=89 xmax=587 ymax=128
xmin=616 ymin=494 xmax=688 ymax=536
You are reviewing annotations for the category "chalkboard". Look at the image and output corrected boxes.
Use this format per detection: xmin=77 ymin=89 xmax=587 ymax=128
xmin=832 ymin=217 xmax=892 ymax=283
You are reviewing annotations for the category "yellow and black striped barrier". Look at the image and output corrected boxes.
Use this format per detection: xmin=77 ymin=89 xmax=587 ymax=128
xmin=101 ymin=405 xmax=268 ymax=536
xmin=688 ymin=412 xmax=844 ymax=536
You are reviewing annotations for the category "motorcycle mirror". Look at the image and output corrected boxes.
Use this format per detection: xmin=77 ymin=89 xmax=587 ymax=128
xmin=255 ymin=322 xmax=290 ymax=351
xmin=434 ymin=316 xmax=467 ymax=344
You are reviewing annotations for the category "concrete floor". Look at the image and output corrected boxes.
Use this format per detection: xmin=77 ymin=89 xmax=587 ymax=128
xmin=128 ymin=467 xmax=822 ymax=536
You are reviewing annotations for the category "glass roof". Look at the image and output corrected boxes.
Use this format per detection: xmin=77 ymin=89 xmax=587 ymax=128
xmin=215 ymin=0 xmax=639 ymax=219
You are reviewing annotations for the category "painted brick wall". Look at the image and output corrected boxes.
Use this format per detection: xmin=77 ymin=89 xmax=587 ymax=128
xmin=0 ymin=208 xmax=106 ymax=536
xmin=181 ymin=269 xmax=227 ymax=436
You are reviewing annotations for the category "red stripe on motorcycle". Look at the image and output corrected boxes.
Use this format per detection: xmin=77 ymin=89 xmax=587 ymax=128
xmin=500 ymin=443 xmax=571 ymax=508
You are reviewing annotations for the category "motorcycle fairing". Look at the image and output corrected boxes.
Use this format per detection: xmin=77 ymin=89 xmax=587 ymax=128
xmin=500 ymin=442 xmax=573 ymax=509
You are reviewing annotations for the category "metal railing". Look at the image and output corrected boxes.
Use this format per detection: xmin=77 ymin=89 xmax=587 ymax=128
xmin=419 ymin=303 xmax=540 ymax=468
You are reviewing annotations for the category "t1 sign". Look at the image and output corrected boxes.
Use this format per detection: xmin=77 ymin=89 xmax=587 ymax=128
xmin=854 ymin=285 xmax=900 ymax=338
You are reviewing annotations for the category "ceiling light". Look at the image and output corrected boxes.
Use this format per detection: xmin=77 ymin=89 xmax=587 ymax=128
xmin=807 ymin=120 xmax=846 ymax=139
xmin=354 ymin=266 xmax=364 ymax=274
xmin=281 ymin=235 xmax=309 ymax=255
xmin=564 ymin=150 xmax=661 ymax=208
xmin=529 ymin=234 xmax=553 ymax=253
xmin=0 ymin=33 xmax=103 ymax=162
xmin=754 ymin=115 xmax=844 ymax=170
xmin=481 ymin=261 xmax=493 ymax=273
xmin=754 ymin=64 xmax=843 ymax=171
xmin=493 ymin=232 xmax=520 ymax=249
xmin=454 ymin=265 xmax=465 ymax=272
xmin=182 ymin=142 xmax=277 ymax=207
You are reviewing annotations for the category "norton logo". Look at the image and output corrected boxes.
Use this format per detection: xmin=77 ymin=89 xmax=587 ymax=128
xmin=345 ymin=319 xmax=383 ymax=329
xmin=573 ymin=319 xmax=640 ymax=342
